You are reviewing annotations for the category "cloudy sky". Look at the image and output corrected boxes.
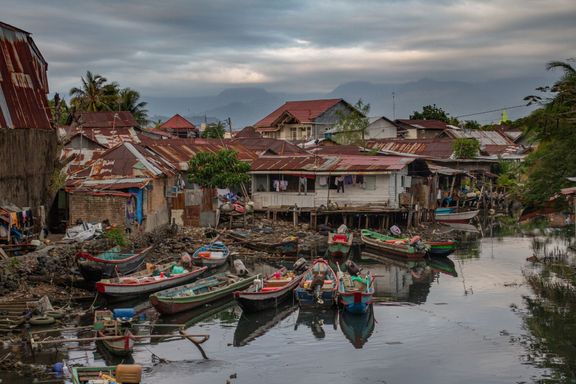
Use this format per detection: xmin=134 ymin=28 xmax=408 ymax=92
xmin=3 ymin=0 xmax=575 ymax=98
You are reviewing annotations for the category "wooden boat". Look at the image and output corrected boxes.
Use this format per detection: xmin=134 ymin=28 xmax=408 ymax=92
xmin=76 ymin=246 xmax=152 ymax=282
xmin=434 ymin=207 xmax=456 ymax=215
xmin=339 ymin=305 xmax=375 ymax=349
xmin=294 ymin=258 xmax=338 ymax=308
xmin=434 ymin=209 xmax=479 ymax=223
xmin=336 ymin=266 xmax=374 ymax=314
xmin=227 ymin=230 xmax=299 ymax=256
xmin=327 ymin=230 xmax=353 ymax=259
xmin=191 ymin=241 xmax=230 ymax=269
xmin=234 ymin=267 xmax=304 ymax=312
xmin=150 ymin=273 xmax=258 ymax=315
xmin=95 ymin=262 xmax=207 ymax=297
xmin=426 ymin=240 xmax=457 ymax=257
xmin=71 ymin=364 xmax=142 ymax=384
xmin=93 ymin=310 xmax=134 ymax=357
xmin=360 ymin=229 xmax=427 ymax=259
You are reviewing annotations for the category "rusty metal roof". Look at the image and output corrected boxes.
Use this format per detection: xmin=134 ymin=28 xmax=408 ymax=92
xmin=231 ymin=137 xmax=309 ymax=155
xmin=75 ymin=111 xmax=137 ymax=128
xmin=159 ymin=114 xmax=196 ymax=130
xmin=365 ymin=139 xmax=455 ymax=159
xmin=0 ymin=22 xmax=52 ymax=129
xmin=68 ymin=142 xmax=176 ymax=190
xmin=250 ymin=154 xmax=414 ymax=174
xmin=145 ymin=138 xmax=258 ymax=171
xmin=254 ymin=99 xmax=343 ymax=128
xmin=67 ymin=127 xmax=142 ymax=148
xmin=234 ymin=126 xmax=261 ymax=138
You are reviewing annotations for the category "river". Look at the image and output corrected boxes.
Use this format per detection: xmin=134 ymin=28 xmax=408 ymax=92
xmin=5 ymin=226 xmax=576 ymax=383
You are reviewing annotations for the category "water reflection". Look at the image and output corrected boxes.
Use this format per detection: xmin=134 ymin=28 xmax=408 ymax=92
xmin=339 ymin=306 xmax=375 ymax=349
xmin=155 ymin=298 xmax=239 ymax=330
xmin=361 ymin=252 xmax=433 ymax=303
xmin=233 ymin=303 xmax=297 ymax=347
xmin=521 ymin=236 xmax=576 ymax=383
xmin=294 ymin=308 xmax=338 ymax=339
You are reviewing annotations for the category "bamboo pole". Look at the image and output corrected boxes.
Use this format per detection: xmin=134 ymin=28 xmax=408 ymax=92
xmin=31 ymin=332 xmax=210 ymax=345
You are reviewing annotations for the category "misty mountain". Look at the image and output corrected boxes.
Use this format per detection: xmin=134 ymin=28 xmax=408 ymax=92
xmin=145 ymin=77 xmax=547 ymax=128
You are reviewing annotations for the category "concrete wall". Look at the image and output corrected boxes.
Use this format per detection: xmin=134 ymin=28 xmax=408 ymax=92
xmin=366 ymin=119 xmax=398 ymax=139
xmin=143 ymin=177 xmax=173 ymax=231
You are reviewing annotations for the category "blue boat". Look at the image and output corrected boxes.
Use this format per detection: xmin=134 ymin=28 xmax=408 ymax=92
xmin=294 ymin=259 xmax=337 ymax=308
xmin=336 ymin=267 xmax=374 ymax=314
xmin=434 ymin=207 xmax=456 ymax=215
xmin=192 ymin=241 xmax=230 ymax=269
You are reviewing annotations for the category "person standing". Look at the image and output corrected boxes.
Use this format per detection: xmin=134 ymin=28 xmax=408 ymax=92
xmin=298 ymin=176 xmax=308 ymax=195
xmin=336 ymin=175 xmax=345 ymax=193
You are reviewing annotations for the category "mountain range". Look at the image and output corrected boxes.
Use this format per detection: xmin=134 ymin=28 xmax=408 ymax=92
xmin=146 ymin=77 xmax=548 ymax=129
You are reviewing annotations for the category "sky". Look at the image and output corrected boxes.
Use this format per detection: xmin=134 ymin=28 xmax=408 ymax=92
xmin=3 ymin=0 xmax=575 ymax=98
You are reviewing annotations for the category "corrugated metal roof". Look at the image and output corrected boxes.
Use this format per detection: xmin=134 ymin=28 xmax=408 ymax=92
xmin=234 ymin=126 xmax=261 ymax=138
xmin=67 ymin=127 xmax=141 ymax=148
xmin=68 ymin=142 xmax=176 ymax=190
xmin=159 ymin=114 xmax=196 ymax=130
xmin=365 ymin=139 xmax=455 ymax=159
xmin=0 ymin=22 xmax=52 ymax=129
xmin=145 ymin=138 xmax=258 ymax=171
xmin=445 ymin=128 xmax=515 ymax=146
xmin=254 ymin=99 xmax=343 ymax=128
xmin=250 ymin=154 xmax=414 ymax=174
xmin=231 ymin=137 xmax=309 ymax=156
xmin=76 ymin=111 xmax=137 ymax=128
xmin=396 ymin=119 xmax=448 ymax=130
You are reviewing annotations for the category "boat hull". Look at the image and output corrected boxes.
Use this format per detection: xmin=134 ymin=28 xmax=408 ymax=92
xmin=361 ymin=231 xmax=426 ymax=259
xmin=97 ymin=330 xmax=134 ymax=357
xmin=150 ymin=275 xmax=257 ymax=315
xmin=76 ymin=246 xmax=152 ymax=282
xmin=435 ymin=210 xmax=479 ymax=223
xmin=234 ymin=275 xmax=303 ymax=312
xmin=426 ymin=241 xmax=456 ymax=257
xmin=95 ymin=267 xmax=206 ymax=297
xmin=294 ymin=288 xmax=336 ymax=308
xmin=338 ymin=292 xmax=373 ymax=314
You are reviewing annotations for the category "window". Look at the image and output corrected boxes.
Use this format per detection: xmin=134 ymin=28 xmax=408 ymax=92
xmin=291 ymin=127 xmax=297 ymax=140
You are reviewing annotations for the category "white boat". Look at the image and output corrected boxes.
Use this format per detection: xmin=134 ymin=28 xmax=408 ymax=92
xmin=63 ymin=222 xmax=103 ymax=242
xmin=435 ymin=210 xmax=480 ymax=223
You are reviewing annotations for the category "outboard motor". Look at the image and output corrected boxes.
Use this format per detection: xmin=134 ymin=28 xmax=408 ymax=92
xmin=345 ymin=260 xmax=361 ymax=276
xmin=233 ymin=259 xmax=249 ymax=276
xmin=293 ymin=257 xmax=308 ymax=274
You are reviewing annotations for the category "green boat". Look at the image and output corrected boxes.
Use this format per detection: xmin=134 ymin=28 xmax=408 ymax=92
xmin=360 ymin=229 xmax=427 ymax=259
xmin=327 ymin=231 xmax=354 ymax=260
xmin=71 ymin=364 xmax=142 ymax=384
xmin=150 ymin=272 xmax=258 ymax=315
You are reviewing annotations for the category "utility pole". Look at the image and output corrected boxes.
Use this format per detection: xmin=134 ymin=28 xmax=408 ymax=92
xmin=392 ymin=91 xmax=396 ymax=120
xmin=227 ymin=117 xmax=232 ymax=137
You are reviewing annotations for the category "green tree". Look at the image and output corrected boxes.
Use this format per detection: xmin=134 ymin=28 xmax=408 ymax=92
xmin=69 ymin=71 xmax=149 ymax=126
xmin=333 ymin=99 xmax=370 ymax=145
xmin=201 ymin=121 xmax=226 ymax=139
xmin=188 ymin=149 xmax=251 ymax=188
xmin=48 ymin=93 xmax=71 ymax=126
xmin=452 ymin=138 xmax=480 ymax=159
xmin=69 ymin=71 xmax=110 ymax=112
xmin=463 ymin=120 xmax=481 ymax=130
xmin=410 ymin=104 xmax=453 ymax=123
xmin=117 ymin=88 xmax=148 ymax=126
xmin=521 ymin=58 xmax=576 ymax=204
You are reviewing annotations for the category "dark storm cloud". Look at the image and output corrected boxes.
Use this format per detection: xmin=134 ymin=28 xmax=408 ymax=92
xmin=2 ymin=0 xmax=575 ymax=96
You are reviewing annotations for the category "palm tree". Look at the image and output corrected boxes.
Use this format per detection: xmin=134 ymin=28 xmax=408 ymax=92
xmin=69 ymin=71 xmax=110 ymax=112
xmin=546 ymin=58 xmax=576 ymax=108
xmin=117 ymin=88 xmax=148 ymax=127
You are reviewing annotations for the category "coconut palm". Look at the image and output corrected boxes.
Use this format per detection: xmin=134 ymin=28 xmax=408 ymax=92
xmin=69 ymin=71 xmax=111 ymax=112
xmin=546 ymin=58 xmax=576 ymax=108
xmin=117 ymin=88 xmax=149 ymax=126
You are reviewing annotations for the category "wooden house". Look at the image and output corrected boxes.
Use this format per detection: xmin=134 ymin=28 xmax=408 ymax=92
xmin=253 ymin=99 xmax=358 ymax=141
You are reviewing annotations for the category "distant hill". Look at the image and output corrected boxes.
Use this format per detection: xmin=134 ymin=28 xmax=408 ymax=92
xmin=145 ymin=77 xmax=548 ymax=128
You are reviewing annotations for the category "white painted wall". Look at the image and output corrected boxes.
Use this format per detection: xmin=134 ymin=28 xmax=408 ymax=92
xmin=251 ymin=172 xmax=409 ymax=209
xmin=366 ymin=118 xmax=398 ymax=139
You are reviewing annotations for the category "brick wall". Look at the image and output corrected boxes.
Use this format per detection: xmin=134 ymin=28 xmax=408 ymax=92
xmin=68 ymin=193 xmax=127 ymax=227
